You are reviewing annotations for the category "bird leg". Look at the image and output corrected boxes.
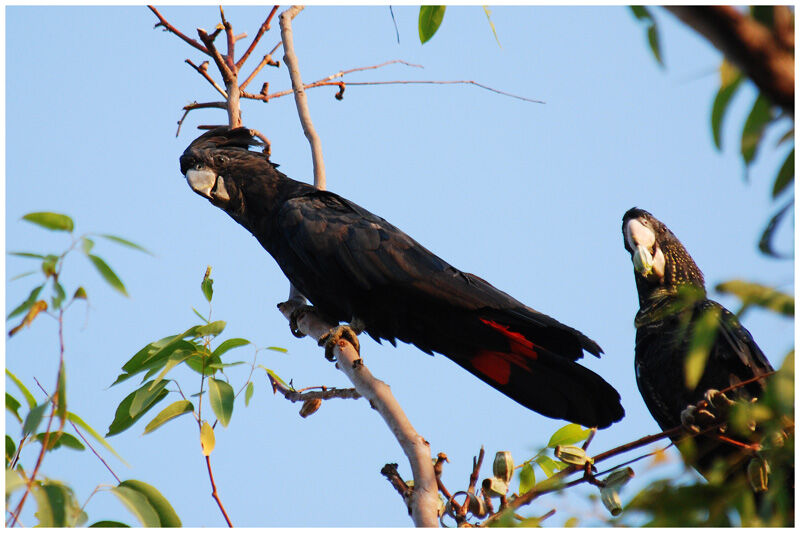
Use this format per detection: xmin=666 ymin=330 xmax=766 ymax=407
xmin=318 ymin=324 xmax=362 ymax=365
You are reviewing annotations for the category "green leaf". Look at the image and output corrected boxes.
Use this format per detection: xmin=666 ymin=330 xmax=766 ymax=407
xmin=8 ymin=251 xmax=47 ymax=259
xmin=716 ymin=280 xmax=794 ymax=317
xmin=67 ymin=411 xmax=128 ymax=465
xmin=98 ymin=234 xmax=152 ymax=255
xmin=81 ymin=237 xmax=95 ymax=255
xmin=245 ymin=382 xmax=254 ymax=407
xmin=208 ymin=378 xmax=234 ymax=427
xmin=519 ymin=463 xmax=536 ymax=494
xmin=6 ymin=369 xmax=37 ymax=408
xmin=7 ymin=393 xmax=22 ymax=423
xmin=547 ymin=423 xmax=591 ymax=448
xmin=646 ymin=24 xmax=662 ymax=66
xmin=23 ymin=402 xmax=49 ymax=436
xmin=34 ymin=432 xmax=85 ymax=451
xmin=32 ymin=481 xmax=85 ymax=527
xmin=200 ymin=421 xmax=215 ymax=456
xmin=118 ymin=479 xmax=181 ymax=527
xmin=629 ymin=6 xmax=650 ymax=20
xmin=7 ymin=284 xmax=45 ymax=319
xmin=130 ymin=380 xmax=169 ymax=418
xmin=107 ymin=385 xmax=168 ymax=437
xmin=710 ymin=74 xmax=743 ymax=150
xmin=41 ymin=254 xmax=58 ymax=277
xmin=195 ymin=320 xmax=226 ymax=337
xmin=267 ymin=346 xmax=288 ymax=353
xmin=741 ymin=93 xmax=774 ymax=166
xmin=56 ymin=363 xmax=67 ymax=422
xmin=201 ymin=278 xmax=213 ymax=303
xmin=419 ymin=6 xmax=446 ymax=44
xmin=6 ymin=435 xmax=17 ymax=467
xmin=90 ymin=520 xmax=130 ymax=527
xmin=535 ymin=455 xmax=562 ymax=478
xmin=120 ymin=337 xmax=194 ymax=377
xmin=191 ymin=307 xmax=210 ymax=324
xmin=73 ymin=286 xmax=88 ymax=300
xmin=212 ymin=337 xmax=250 ymax=358
xmin=685 ymin=307 xmax=722 ymax=389
xmin=87 ymin=254 xmax=128 ymax=296
xmin=772 ymin=148 xmax=794 ymax=198
xmin=758 ymin=199 xmax=794 ymax=258
xmin=149 ymin=350 xmax=195 ymax=390
xmin=6 ymin=468 xmax=25 ymax=497
xmin=260 ymin=366 xmax=290 ymax=388
xmin=10 ymin=270 xmax=37 ymax=281
xmin=144 ymin=400 xmax=194 ymax=435
xmin=22 ymin=212 xmax=74 ymax=232
xmin=482 ymin=6 xmax=500 ymax=47
xmin=110 ymin=486 xmax=161 ymax=527
xmin=52 ymin=280 xmax=67 ymax=310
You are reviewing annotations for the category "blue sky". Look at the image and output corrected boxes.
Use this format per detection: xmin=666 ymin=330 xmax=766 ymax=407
xmin=5 ymin=6 xmax=794 ymax=527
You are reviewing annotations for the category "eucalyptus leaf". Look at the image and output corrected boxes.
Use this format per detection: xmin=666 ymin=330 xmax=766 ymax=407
xmin=118 ymin=479 xmax=181 ymax=527
xmin=6 ymin=369 xmax=37 ymax=408
xmin=107 ymin=386 xmax=168 ymax=437
xmin=716 ymin=280 xmax=794 ymax=317
xmin=32 ymin=481 xmax=84 ymax=527
xmin=772 ymin=148 xmax=794 ymax=198
xmin=110 ymin=486 xmax=161 ymax=527
xmin=67 ymin=411 xmax=128 ymax=465
xmin=519 ymin=463 xmax=536 ymax=494
xmin=200 ymin=421 xmax=215 ymax=456
xmin=23 ymin=402 xmax=49 ymax=436
xmin=98 ymin=234 xmax=152 ymax=255
xmin=211 ymin=337 xmax=250 ymax=358
xmin=130 ymin=380 xmax=169 ymax=418
xmin=208 ymin=378 xmax=234 ymax=427
xmin=418 ymin=5 xmax=446 ymax=44
xmin=87 ymin=254 xmax=128 ymax=296
xmin=22 ymin=212 xmax=74 ymax=232
xmin=144 ymin=400 xmax=194 ymax=435
xmin=245 ymin=382 xmax=254 ymax=407
xmin=7 ymin=284 xmax=45 ymax=319
xmin=711 ymin=74 xmax=743 ymax=150
xmin=7 ymin=393 xmax=22 ymax=423
xmin=758 ymin=199 xmax=794 ymax=258
xmin=741 ymin=93 xmax=774 ymax=166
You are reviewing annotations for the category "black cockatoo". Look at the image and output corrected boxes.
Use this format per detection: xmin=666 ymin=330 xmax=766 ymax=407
xmin=621 ymin=207 xmax=780 ymax=482
xmin=179 ymin=127 xmax=624 ymax=428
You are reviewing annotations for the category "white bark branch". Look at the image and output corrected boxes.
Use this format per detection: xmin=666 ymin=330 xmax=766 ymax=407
xmin=279 ymin=5 xmax=326 ymax=189
xmin=277 ymin=300 xmax=440 ymax=527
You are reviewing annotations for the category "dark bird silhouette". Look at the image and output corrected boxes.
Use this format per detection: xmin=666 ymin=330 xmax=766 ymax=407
xmin=621 ymin=207 xmax=779 ymax=481
xmin=179 ymin=127 xmax=624 ymax=428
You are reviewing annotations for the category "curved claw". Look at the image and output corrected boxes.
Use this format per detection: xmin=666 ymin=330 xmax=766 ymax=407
xmin=289 ymin=305 xmax=315 ymax=338
xmin=318 ymin=324 xmax=361 ymax=362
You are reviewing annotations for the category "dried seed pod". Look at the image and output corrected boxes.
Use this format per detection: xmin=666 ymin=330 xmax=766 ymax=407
xmin=602 ymin=467 xmax=634 ymax=489
xmin=493 ymin=451 xmax=514 ymax=483
xmin=600 ymin=486 xmax=622 ymax=516
xmin=554 ymin=445 xmax=592 ymax=466
xmin=299 ymin=398 xmax=322 ymax=418
xmin=484 ymin=477 xmax=509 ymax=497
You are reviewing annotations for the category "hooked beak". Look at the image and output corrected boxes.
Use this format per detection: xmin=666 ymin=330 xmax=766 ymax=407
xmin=186 ymin=168 xmax=230 ymax=203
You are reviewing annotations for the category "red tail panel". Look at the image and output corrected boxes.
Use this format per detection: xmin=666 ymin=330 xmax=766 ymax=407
xmin=479 ymin=318 xmax=539 ymax=360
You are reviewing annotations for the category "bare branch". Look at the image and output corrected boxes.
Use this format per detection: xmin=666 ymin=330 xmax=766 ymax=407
xmin=205 ymin=454 xmax=233 ymax=527
xmin=268 ymin=375 xmax=362 ymax=403
xmin=237 ymin=6 xmax=280 ymax=69
xmin=277 ymin=299 xmax=439 ymax=527
xmin=148 ymin=6 xmax=209 ymax=55
xmin=666 ymin=6 xmax=794 ymax=113
xmin=185 ymin=59 xmax=228 ymax=99
xmin=239 ymin=46 xmax=281 ymax=92
xmin=176 ymin=101 xmax=227 ymax=136
xmin=279 ymin=6 xmax=326 ymax=190
xmin=219 ymin=7 xmax=236 ymax=72
xmin=197 ymin=27 xmax=241 ymax=128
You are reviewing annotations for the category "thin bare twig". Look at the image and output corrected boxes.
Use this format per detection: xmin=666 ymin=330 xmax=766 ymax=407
xmin=268 ymin=374 xmax=362 ymax=402
xmin=239 ymin=47 xmax=281 ymax=92
xmin=176 ymin=101 xmax=227 ymax=137
xmin=205 ymin=454 xmax=233 ymax=527
xmin=148 ymin=5 xmax=209 ymax=55
xmin=236 ymin=6 xmax=280 ymax=69
xmin=185 ymin=60 xmax=228 ymax=99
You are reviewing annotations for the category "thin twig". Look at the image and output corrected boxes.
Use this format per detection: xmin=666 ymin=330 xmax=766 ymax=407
xmin=148 ymin=6 xmax=209 ymax=55
xmin=240 ymin=41 xmax=282 ymax=92
xmin=185 ymin=60 xmax=228 ymax=99
xmin=33 ymin=380 xmax=122 ymax=484
xmin=268 ymin=373 xmax=362 ymax=402
xmin=236 ymin=6 xmax=280 ymax=69
xmin=176 ymin=101 xmax=227 ymax=137
xmin=205 ymin=454 xmax=233 ymax=527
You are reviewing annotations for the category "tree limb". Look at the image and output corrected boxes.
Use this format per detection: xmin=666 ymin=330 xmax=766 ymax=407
xmin=277 ymin=299 xmax=440 ymax=527
xmin=279 ymin=5 xmax=326 ymax=189
xmin=665 ymin=6 xmax=794 ymax=114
